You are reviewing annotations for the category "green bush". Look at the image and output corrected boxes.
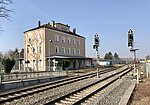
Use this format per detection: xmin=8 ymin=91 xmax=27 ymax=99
xmin=2 ymin=58 xmax=15 ymax=74
xmin=63 ymin=60 xmax=70 ymax=70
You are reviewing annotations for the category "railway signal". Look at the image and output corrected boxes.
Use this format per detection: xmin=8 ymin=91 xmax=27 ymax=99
xmin=93 ymin=33 xmax=100 ymax=78
xmin=128 ymin=29 xmax=134 ymax=48
xmin=127 ymin=28 xmax=139 ymax=83
xmin=93 ymin=33 xmax=99 ymax=51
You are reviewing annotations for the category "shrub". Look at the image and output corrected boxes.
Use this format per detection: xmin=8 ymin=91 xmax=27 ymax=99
xmin=2 ymin=58 xmax=15 ymax=74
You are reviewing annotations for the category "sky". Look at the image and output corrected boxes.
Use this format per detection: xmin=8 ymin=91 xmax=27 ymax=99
xmin=0 ymin=0 xmax=150 ymax=59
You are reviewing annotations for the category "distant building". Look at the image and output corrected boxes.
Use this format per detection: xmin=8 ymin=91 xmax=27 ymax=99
xmin=24 ymin=20 xmax=90 ymax=71
xmin=92 ymin=58 xmax=112 ymax=66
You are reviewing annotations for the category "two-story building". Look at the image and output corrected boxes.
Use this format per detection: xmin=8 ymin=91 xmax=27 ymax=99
xmin=24 ymin=21 xmax=89 ymax=71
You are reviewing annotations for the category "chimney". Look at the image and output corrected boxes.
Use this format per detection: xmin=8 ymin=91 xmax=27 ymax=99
xmin=38 ymin=21 xmax=41 ymax=27
xmin=51 ymin=20 xmax=55 ymax=27
xmin=73 ymin=28 xmax=76 ymax=34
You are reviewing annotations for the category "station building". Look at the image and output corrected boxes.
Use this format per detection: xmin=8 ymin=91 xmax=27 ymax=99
xmin=24 ymin=21 xmax=90 ymax=71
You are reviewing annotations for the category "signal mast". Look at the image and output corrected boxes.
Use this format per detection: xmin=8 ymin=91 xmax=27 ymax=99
xmin=93 ymin=33 xmax=100 ymax=78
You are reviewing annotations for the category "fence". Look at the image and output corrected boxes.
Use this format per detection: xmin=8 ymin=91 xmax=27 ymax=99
xmin=0 ymin=70 xmax=67 ymax=83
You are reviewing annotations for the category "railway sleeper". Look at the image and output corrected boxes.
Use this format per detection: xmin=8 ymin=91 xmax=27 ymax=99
xmin=65 ymin=97 xmax=77 ymax=102
xmin=69 ymin=95 xmax=80 ymax=99
xmin=7 ymin=95 xmax=15 ymax=98
xmin=14 ymin=93 xmax=21 ymax=96
xmin=60 ymin=100 xmax=74 ymax=104
xmin=0 ymin=97 xmax=8 ymax=100
xmin=55 ymin=102 xmax=68 ymax=105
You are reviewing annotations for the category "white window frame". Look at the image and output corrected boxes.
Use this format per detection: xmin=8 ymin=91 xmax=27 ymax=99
xmin=73 ymin=39 xmax=76 ymax=45
xmin=55 ymin=34 xmax=59 ymax=42
xmin=67 ymin=48 xmax=71 ymax=54
xmin=73 ymin=48 xmax=76 ymax=54
xmin=67 ymin=37 xmax=71 ymax=44
xmin=62 ymin=36 xmax=65 ymax=43
xmin=62 ymin=47 xmax=65 ymax=54
xmin=33 ymin=47 xmax=35 ymax=53
xmin=77 ymin=40 xmax=80 ymax=46
xmin=77 ymin=49 xmax=80 ymax=54
xmin=55 ymin=46 xmax=59 ymax=53
xmin=39 ymin=46 xmax=42 ymax=53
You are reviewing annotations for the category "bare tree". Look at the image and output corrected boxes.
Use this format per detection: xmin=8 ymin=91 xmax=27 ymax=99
xmin=25 ymin=31 xmax=44 ymax=72
xmin=0 ymin=0 xmax=13 ymax=20
xmin=0 ymin=0 xmax=13 ymax=30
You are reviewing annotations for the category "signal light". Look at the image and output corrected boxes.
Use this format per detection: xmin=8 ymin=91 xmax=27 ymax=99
xmin=128 ymin=29 xmax=134 ymax=47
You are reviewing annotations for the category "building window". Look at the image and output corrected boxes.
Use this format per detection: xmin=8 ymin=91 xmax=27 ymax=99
xmin=72 ymin=48 xmax=76 ymax=54
xmin=39 ymin=60 xmax=42 ymax=65
xmin=77 ymin=49 xmax=80 ymax=54
xmin=67 ymin=48 xmax=71 ymax=54
xmin=39 ymin=46 xmax=42 ymax=53
xmin=62 ymin=36 xmax=65 ymax=43
xmin=29 ymin=38 xmax=31 ymax=43
xmin=62 ymin=47 xmax=65 ymax=54
xmin=72 ymin=39 xmax=76 ymax=45
xmin=77 ymin=40 xmax=80 ymax=46
xmin=33 ymin=47 xmax=35 ymax=53
xmin=55 ymin=35 xmax=59 ymax=42
xmin=67 ymin=37 xmax=71 ymax=44
xmin=55 ymin=46 xmax=59 ymax=53
xmin=33 ymin=60 xmax=35 ymax=70
xmin=27 ymin=48 xmax=29 ymax=53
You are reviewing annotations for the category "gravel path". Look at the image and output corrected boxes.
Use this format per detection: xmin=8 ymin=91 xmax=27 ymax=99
xmin=130 ymin=77 xmax=150 ymax=105
xmin=82 ymin=74 xmax=133 ymax=105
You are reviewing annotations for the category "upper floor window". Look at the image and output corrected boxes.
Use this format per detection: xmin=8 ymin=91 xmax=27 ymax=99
xmin=67 ymin=37 xmax=71 ymax=44
xmin=72 ymin=48 xmax=76 ymax=54
xmin=29 ymin=38 xmax=31 ymax=43
xmin=77 ymin=49 xmax=80 ymax=54
xmin=39 ymin=46 xmax=42 ymax=53
xmin=33 ymin=47 xmax=35 ymax=53
xmin=55 ymin=35 xmax=59 ymax=42
xmin=62 ymin=36 xmax=65 ymax=43
xmin=72 ymin=39 xmax=76 ymax=45
xmin=77 ymin=40 xmax=80 ymax=46
xmin=27 ymin=48 xmax=29 ymax=53
xmin=55 ymin=46 xmax=59 ymax=53
xmin=62 ymin=47 xmax=65 ymax=54
xmin=67 ymin=48 xmax=71 ymax=54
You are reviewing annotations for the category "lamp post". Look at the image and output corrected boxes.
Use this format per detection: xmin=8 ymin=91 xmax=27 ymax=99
xmin=49 ymin=40 xmax=52 ymax=71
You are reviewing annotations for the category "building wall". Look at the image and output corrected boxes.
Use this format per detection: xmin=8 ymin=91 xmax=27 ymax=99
xmin=45 ymin=28 xmax=85 ymax=58
xmin=24 ymin=28 xmax=45 ymax=71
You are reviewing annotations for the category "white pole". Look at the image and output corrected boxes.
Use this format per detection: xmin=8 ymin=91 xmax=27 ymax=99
xmin=96 ymin=50 xmax=100 ymax=78
xmin=137 ymin=69 xmax=139 ymax=83
xmin=146 ymin=63 xmax=149 ymax=77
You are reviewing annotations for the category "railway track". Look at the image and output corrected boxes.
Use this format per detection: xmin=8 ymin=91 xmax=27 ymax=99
xmin=0 ymin=67 xmax=122 ymax=104
xmin=44 ymin=66 xmax=133 ymax=105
